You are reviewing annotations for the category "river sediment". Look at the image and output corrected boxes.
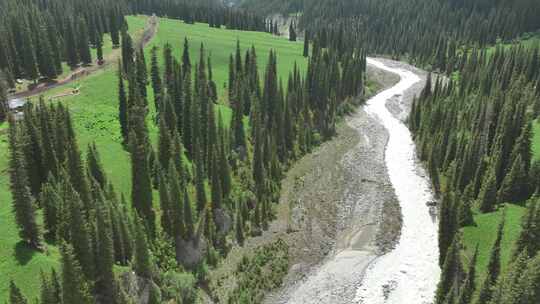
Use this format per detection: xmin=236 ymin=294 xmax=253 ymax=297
xmin=265 ymin=59 xmax=431 ymax=304
xmin=353 ymin=58 xmax=438 ymax=304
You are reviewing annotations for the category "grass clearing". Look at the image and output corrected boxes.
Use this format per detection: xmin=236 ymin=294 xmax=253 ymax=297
xmin=484 ymin=31 xmax=540 ymax=57
xmin=0 ymin=15 xmax=307 ymax=302
xmin=461 ymin=204 xmax=525 ymax=289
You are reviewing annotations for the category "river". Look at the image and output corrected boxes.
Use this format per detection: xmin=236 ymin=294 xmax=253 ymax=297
xmin=353 ymin=58 xmax=440 ymax=304
xmin=275 ymin=58 xmax=439 ymax=304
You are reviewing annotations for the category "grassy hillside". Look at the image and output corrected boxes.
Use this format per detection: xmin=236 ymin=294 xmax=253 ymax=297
xmin=0 ymin=15 xmax=307 ymax=302
xmin=461 ymin=204 xmax=525 ymax=284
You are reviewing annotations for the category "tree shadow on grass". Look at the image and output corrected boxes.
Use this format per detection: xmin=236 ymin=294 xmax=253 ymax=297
xmin=13 ymin=241 xmax=38 ymax=265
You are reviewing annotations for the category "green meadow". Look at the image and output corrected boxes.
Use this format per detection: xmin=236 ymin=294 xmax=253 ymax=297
xmin=461 ymin=204 xmax=525 ymax=283
xmin=0 ymin=15 xmax=307 ymax=301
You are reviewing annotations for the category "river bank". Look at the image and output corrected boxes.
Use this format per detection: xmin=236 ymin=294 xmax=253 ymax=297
xmin=265 ymin=59 xmax=429 ymax=304
xmin=353 ymin=59 xmax=438 ymax=304
xmin=206 ymin=58 xmax=428 ymax=304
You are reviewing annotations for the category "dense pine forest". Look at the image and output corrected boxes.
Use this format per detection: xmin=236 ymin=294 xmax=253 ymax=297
xmin=2 ymin=0 xmax=540 ymax=303
xmin=0 ymin=0 xmax=273 ymax=88
xmin=410 ymin=44 xmax=540 ymax=303
xmin=0 ymin=0 xmax=128 ymax=86
xmin=241 ymin=0 xmax=540 ymax=68
xmin=1 ymin=0 xmax=366 ymax=301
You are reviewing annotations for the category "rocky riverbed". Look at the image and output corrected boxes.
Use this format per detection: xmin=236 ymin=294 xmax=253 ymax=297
xmin=264 ymin=59 xmax=430 ymax=304
xmin=205 ymin=58 xmax=430 ymax=304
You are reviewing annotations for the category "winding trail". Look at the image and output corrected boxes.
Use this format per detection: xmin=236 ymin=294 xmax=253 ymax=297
xmin=353 ymin=58 xmax=439 ymax=303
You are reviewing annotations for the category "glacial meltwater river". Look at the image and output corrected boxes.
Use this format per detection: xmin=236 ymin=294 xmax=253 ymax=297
xmin=354 ymin=59 xmax=440 ymax=303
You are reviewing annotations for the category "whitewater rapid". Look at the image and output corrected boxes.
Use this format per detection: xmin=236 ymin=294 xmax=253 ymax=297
xmin=354 ymin=59 xmax=440 ymax=303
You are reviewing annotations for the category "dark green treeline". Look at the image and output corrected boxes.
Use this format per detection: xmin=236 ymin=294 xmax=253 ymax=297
xmin=0 ymin=0 xmax=127 ymax=86
xmin=410 ymin=43 xmax=540 ymax=303
xmin=6 ymin=20 xmax=366 ymax=302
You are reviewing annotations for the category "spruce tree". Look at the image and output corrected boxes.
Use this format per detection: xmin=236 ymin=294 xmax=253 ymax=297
xmin=228 ymin=54 xmax=236 ymax=103
xmin=163 ymin=43 xmax=174 ymax=91
xmin=36 ymin=24 xmax=57 ymax=79
xmin=64 ymin=183 xmax=95 ymax=281
xmin=182 ymin=38 xmax=191 ymax=78
xmin=129 ymin=81 xmax=155 ymax=236
xmin=60 ymin=242 xmax=94 ymax=304
xmin=135 ymin=47 xmax=148 ymax=100
xmin=497 ymin=154 xmax=528 ymax=203
xmin=158 ymin=118 xmax=172 ymax=171
xmin=487 ymin=250 xmax=531 ymax=304
xmin=457 ymin=199 xmax=474 ymax=228
xmin=22 ymin=108 xmax=46 ymax=198
xmin=49 ymin=269 xmax=62 ymax=303
xmin=183 ymin=188 xmax=194 ymax=240
xmin=206 ymin=102 xmax=217 ymax=178
xmin=253 ymin=121 xmax=265 ymax=197
xmin=168 ymin=162 xmax=185 ymax=241
xmin=171 ymin=129 xmax=186 ymax=181
xmin=40 ymin=271 xmax=53 ymax=304
xmin=133 ymin=214 xmax=153 ymax=279
xmin=0 ymin=76 xmax=7 ymax=123
xmin=8 ymin=116 xmax=42 ymax=249
xmin=9 ymin=281 xmax=28 ymax=304
xmin=20 ymin=19 xmax=38 ymax=82
xmin=148 ymin=281 xmax=162 ymax=304
xmin=159 ymin=170 xmax=173 ymax=237
xmin=231 ymin=78 xmax=246 ymax=150
xmin=40 ymin=179 xmax=60 ymax=240
xmin=236 ymin=211 xmax=244 ymax=246
xmin=289 ymin=22 xmax=297 ymax=41
xmin=513 ymin=198 xmax=539 ymax=258
xmin=303 ymin=30 xmax=310 ymax=57
xmin=435 ymin=237 xmax=462 ymax=304
xmin=478 ymin=168 xmax=497 ymax=213
xmin=457 ymin=245 xmax=478 ymax=304
xmin=121 ymin=31 xmax=134 ymax=74
xmin=211 ymin=153 xmax=223 ymax=211
xmin=218 ymin=114 xmax=232 ymax=198
xmin=96 ymin=197 xmax=116 ymax=304
xmin=65 ymin=110 xmax=92 ymax=210
xmin=78 ymin=18 xmax=92 ymax=65
xmin=37 ymin=100 xmax=59 ymax=179
xmin=118 ymin=67 xmax=129 ymax=143
xmin=172 ymin=62 xmax=184 ymax=134
xmin=40 ymin=270 xmax=61 ymax=304
xmin=151 ymin=46 xmax=162 ymax=112
xmin=110 ymin=11 xmax=120 ymax=47
xmin=183 ymin=68 xmax=193 ymax=156
xmin=208 ymin=56 xmax=218 ymax=104
xmin=194 ymin=160 xmax=207 ymax=214
xmin=45 ymin=14 xmax=63 ymax=75
xmin=65 ymin=18 xmax=80 ymax=68
xmin=87 ymin=142 xmax=107 ymax=189
xmin=96 ymin=34 xmax=104 ymax=64
xmin=438 ymin=191 xmax=456 ymax=267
